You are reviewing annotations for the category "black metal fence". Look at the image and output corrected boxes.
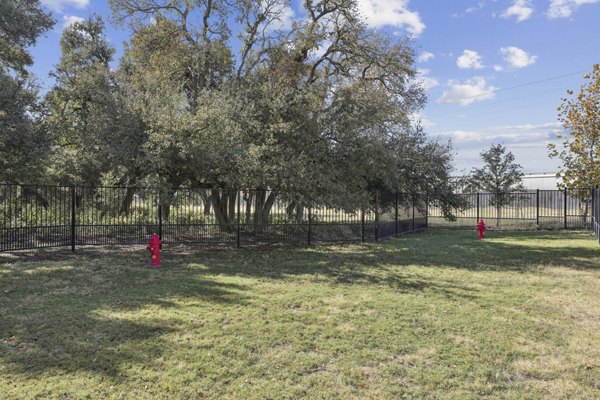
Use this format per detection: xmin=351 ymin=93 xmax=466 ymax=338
xmin=0 ymin=185 xmax=426 ymax=252
xmin=429 ymin=189 xmax=594 ymax=230
xmin=593 ymin=188 xmax=600 ymax=243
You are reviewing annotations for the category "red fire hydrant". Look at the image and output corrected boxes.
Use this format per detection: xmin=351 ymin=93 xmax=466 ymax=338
xmin=477 ymin=219 xmax=486 ymax=239
xmin=146 ymin=233 xmax=161 ymax=268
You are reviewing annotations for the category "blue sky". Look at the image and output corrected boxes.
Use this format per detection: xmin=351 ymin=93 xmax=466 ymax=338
xmin=29 ymin=0 xmax=600 ymax=174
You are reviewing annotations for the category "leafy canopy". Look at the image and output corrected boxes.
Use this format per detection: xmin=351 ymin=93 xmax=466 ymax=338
xmin=548 ymin=64 xmax=600 ymax=192
xmin=464 ymin=144 xmax=526 ymax=199
xmin=0 ymin=0 xmax=53 ymax=184
xmin=40 ymin=2 xmax=462 ymax=218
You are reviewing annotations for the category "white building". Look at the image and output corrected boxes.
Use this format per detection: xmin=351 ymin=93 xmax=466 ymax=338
xmin=452 ymin=172 xmax=561 ymax=192
xmin=521 ymin=172 xmax=560 ymax=191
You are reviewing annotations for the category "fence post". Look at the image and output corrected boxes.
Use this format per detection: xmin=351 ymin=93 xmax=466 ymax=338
xmin=564 ymin=189 xmax=568 ymax=229
xmin=237 ymin=190 xmax=241 ymax=247
xmin=70 ymin=185 xmax=76 ymax=252
xmin=597 ymin=188 xmax=600 ymax=243
xmin=374 ymin=191 xmax=379 ymax=241
xmin=361 ymin=208 xmax=365 ymax=243
xmin=395 ymin=192 xmax=399 ymax=237
xmin=593 ymin=186 xmax=598 ymax=231
xmin=536 ymin=189 xmax=540 ymax=229
xmin=157 ymin=197 xmax=163 ymax=240
xmin=412 ymin=194 xmax=415 ymax=231
xmin=307 ymin=206 xmax=312 ymax=246
xmin=592 ymin=187 xmax=596 ymax=230
xmin=476 ymin=192 xmax=480 ymax=222
xmin=425 ymin=195 xmax=429 ymax=228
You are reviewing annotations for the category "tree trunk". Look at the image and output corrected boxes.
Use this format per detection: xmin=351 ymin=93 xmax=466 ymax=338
xmin=262 ymin=191 xmax=278 ymax=225
xmin=200 ymin=190 xmax=212 ymax=216
xmin=22 ymin=187 xmax=49 ymax=208
xmin=253 ymin=191 xmax=266 ymax=233
xmin=159 ymin=186 xmax=180 ymax=222
xmin=286 ymin=202 xmax=296 ymax=220
xmin=295 ymin=205 xmax=304 ymax=223
xmin=228 ymin=190 xmax=237 ymax=225
xmin=496 ymin=206 xmax=501 ymax=228
xmin=244 ymin=191 xmax=253 ymax=225
xmin=210 ymin=189 xmax=235 ymax=232
xmin=252 ymin=191 xmax=279 ymax=233
xmin=119 ymin=187 xmax=136 ymax=215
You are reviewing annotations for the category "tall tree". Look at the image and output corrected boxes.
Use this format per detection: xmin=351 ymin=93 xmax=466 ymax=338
xmin=39 ymin=0 xmax=460 ymax=225
xmin=548 ymin=64 xmax=600 ymax=192
xmin=109 ymin=0 xmax=424 ymax=188
xmin=0 ymin=0 xmax=54 ymax=75
xmin=0 ymin=0 xmax=54 ymax=183
xmin=46 ymin=16 xmax=147 ymax=187
xmin=465 ymin=144 xmax=526 ymax=226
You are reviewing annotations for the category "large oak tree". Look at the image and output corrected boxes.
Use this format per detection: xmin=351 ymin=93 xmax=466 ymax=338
xmin=45 ymin=1 xmax=463 ymax=225
xmin=0 ymin=0 xmax=53 ymax=183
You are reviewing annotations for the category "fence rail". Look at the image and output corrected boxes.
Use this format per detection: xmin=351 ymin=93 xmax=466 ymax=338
xmin=428 ymin=189 xmax=594 ymax=231
xmin=3 ymin=185 xmax=596 ymax=252
xmin=0 ymin=185 xmax=425 ymax=252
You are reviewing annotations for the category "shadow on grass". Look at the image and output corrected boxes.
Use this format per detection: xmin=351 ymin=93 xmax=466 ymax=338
xmin=0 ymin=229 xmax=597 ymax=379
xmin=161 ymin=230 xmax=599 ymax=281
xmin=0 ymin=252 xmax=248 ymax=379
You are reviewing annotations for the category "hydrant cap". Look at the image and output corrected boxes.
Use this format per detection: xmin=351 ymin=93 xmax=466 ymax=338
xmin=149 ymin=233 xmax=161 ymax=244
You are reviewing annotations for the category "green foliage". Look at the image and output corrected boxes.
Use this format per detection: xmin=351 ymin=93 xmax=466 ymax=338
xmin=464 ymin=144 xmax=526 ymax=200
xmin=463 ymin=144 xmax=525 ymax=225
xmin=0 ymin=0 xmax=53 ymax=184
xmin=39 ymin=1 xmax=461 ymax=218
xmin=0 ymin=73 xmax=51 ymax=183
xmin=0 ymin=0 xmax=54 ymax=75
xmin=549 ymin=64 xmax=600 ymax=194
xmin=45 ymin=16 xmax=148 ymax=186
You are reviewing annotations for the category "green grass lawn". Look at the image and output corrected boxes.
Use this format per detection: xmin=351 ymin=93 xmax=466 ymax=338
xmin=1 ymin=230 xmax=600 ymax=399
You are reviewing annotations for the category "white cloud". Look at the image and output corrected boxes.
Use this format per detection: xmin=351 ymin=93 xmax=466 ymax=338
xmin=410 ymin=112 xmax=436 ymax=129
xmin=437 ymin=122 xmax=562 ymax=144
xmin=309 ymin=39 xmax=332 ymax=59
xmin=440 ymin=130 xmax=553 ymax=148
xmin=502 ymin=0 xmax=534 ymax=22
xmin=265 ymin=3 xmax=295 ymax=32
xmin=456 ymin=50 xmax=485 ymax=70
xmin=417 ymin=51 xmax=435 ymax=63
xmin=437 ymin=77 xmax=497 ymax=106
xmin=416 ymin=69 xmax=439 ymax=91
xmin=500 ymin=46 xmax=538 ymax=68
xmin=452 ymin=1 xmax=487 ymax=17
xmin=465 ymin=1 xmax=486 ymax=14
xmin=62 ymin=15 xmax=84 ymax=30
xmin=493 ymin=65 xmax=504 ymax=72
xmin=547 ymin=0 xmax=600 ymax=18
xmin=41 ymin=0 xmax=89 ymax=12
xmin=433 ymin=122 xmax=564 ymax=172
xmin=487 ymin=122 xmax=563 ymax=135
xmin=356 ymin=0 xmax=425 ymax=36
xmin=420 ymin=117 xmax=436 ymax=129
xmin=439 ymin=122 xmax=563 ymax=148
